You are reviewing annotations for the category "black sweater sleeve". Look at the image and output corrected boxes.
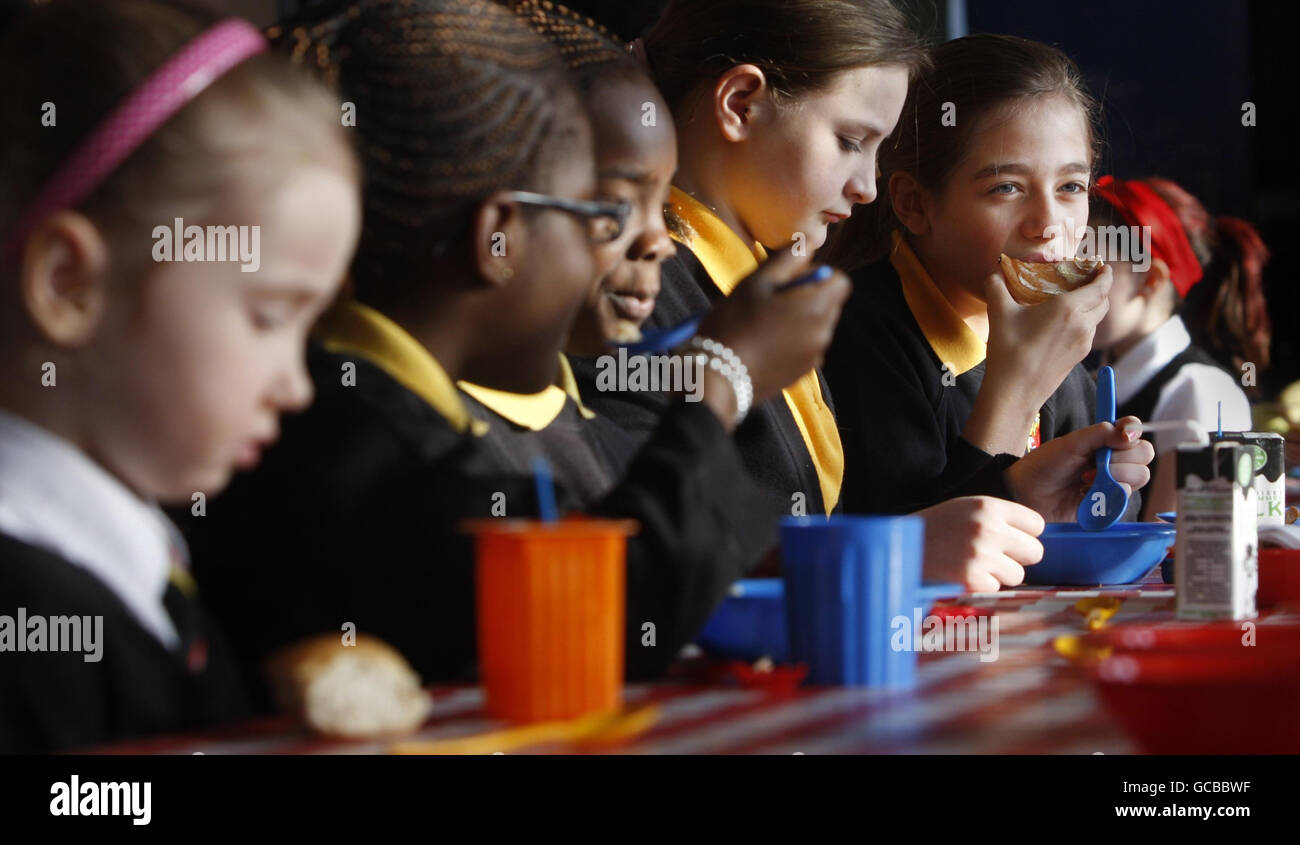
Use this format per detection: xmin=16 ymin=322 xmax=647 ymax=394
xmin=1043 ymin=364 xmax=1097 ymax=439
xmin=825 ymin=286 xmax=1017 ymax=515
xmin=192 ymin=371 xmax=769 ymax=688
xmin=589 ymin=399 xmax=772 ymax=677
xmin=359 ymin=398 xmax=769 ymax=680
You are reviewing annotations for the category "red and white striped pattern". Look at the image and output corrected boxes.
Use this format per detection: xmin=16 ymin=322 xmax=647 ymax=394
xmin=89 ymin=572 xmax=1296 ymax=754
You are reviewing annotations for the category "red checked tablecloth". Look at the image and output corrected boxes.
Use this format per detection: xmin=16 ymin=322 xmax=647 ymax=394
xmin=87 ymin=572 xmax=1297 ymax=755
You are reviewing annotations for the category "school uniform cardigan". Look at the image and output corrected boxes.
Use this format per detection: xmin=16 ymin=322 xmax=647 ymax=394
xmin=0 ymin=410 xmax=247 ymax=752
xmin=0 ymin=534 xmax=249 ymax=753
xmin=458 ymin=356 xmax=616 ymax=509
xmin=823 ymin=232 xmax=1097 ymax=515
xmin=576 ymin=186 xmax=843 ymax=522
xmin=186 ymin=301 xmax=772 ymax=696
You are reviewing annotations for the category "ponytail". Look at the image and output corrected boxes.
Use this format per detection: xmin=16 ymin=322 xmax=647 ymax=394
xmin=1184 ymin=215 xmax=1272 ymax=373
xmin=1145 ymin=178 xmax=1272 ymax=376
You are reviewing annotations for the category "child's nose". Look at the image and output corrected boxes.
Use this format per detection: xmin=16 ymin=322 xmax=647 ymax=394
xmin=845 ymin=168 xmax=875 ymax=206
xmin=274 ymin=359 xmax=315 ymax=413
xmin=630 ymin=223 xmax=675 ymax=264
xmin=1020 ymin=191 xmax=1060 ymax=241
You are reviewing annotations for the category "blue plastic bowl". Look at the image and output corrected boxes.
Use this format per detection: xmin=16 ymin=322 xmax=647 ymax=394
xmin=695 ymin=578 xmax=961 ymax=665
xmin=1025 ymin=522 xmax=1176 ymax=586
xmin=696 ymin=579 xmax=790 ymax=662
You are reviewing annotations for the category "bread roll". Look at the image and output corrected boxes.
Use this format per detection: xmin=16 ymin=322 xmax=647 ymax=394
xmin=264 ymin=633 xmax=433 ymax=739
xmin=999 ymin=254 xmax=1103 ymax=305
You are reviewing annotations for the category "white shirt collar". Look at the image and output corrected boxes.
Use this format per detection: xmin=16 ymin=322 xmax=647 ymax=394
xmin=0 ymin=409 xmax=180 ymax=648
xmin=1110 ymin=315 xmax=1193 ymax=408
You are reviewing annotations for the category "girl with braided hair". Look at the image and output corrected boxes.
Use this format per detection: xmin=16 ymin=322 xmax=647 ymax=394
xmin=505 ymin=0 xmax=677 ymax=359
xmin=452 ymin=0 xmax=680 ymax=504
xmin=187 ymin=0 xmax=852 ymax=690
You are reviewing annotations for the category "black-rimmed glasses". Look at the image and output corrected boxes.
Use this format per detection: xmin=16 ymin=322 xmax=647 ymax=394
xmin=505 ymin=190 xmax=631 ymax=245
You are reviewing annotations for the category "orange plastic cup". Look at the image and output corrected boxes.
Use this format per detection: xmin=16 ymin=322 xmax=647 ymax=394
xmin=466 ymin=518 xmax=637 ymax=724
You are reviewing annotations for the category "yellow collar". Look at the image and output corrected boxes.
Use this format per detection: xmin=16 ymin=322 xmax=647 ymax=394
xmin=668 ymin=187 xmax=842 ymax=514
xmin=667 ymin=185 xmax=768 ymax=295
xmin=889 ymin=231 xmax=986 ymax=376
xmin=315 ymin=300 xmax=488 ymax=436
xmin=458 ymin=355 xmax=595 ymax=432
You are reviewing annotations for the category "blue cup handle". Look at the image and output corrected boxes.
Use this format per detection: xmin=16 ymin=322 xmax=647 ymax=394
xmin=727 ymin=578 xmax=783 ymax=598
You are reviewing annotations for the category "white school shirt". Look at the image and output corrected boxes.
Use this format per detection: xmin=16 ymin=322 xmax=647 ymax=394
xmin=1110 ymin=315 xmax=1252 ymax=455
xmin=0 ymin=409 xmax=181 ymax=648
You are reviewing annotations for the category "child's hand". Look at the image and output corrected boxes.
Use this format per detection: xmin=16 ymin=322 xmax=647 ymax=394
xmin=967 ymin=265 xmax=1113 ymax=455
xmin=697 ymin=247 xmax=850 ymax=427
xmin=916 ymin=496 xmax=1045 ymax=592
xmin=1004 ymin=416 xmax=1154 ymax=522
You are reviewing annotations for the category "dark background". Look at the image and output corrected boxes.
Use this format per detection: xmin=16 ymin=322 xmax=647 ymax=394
xmin=533 ymin=0 xmax=1298 ymax=397
xmin=8 ymin=0 xmax=1293 ymax=394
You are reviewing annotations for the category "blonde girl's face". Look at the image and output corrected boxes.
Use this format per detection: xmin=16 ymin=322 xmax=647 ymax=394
xmin=727 ymin=64 xmax=910 ymax=251
xmin=923 ymin=95 xmax=1093 ymax=301
xmin=84 ymin=162 xmax=361 ymax=503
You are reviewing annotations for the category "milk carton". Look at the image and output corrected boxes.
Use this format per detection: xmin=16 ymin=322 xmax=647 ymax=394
xmin=1210 ymin=431 xmax=1286 ymax=525
xmin=1175 ymin=442 xmax=1257 ymax=621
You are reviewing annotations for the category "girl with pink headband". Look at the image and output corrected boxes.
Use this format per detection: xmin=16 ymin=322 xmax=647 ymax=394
xmin=0 ymin=0 xmax=361 ymax=753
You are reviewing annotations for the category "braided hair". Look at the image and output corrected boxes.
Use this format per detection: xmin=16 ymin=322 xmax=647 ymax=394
xmin=503 ymin=1 xmax=690 ymax=241
xmin=269 ymin=0 xmax=578 ymax=309
xmin=505 ymin=0 xmax=631 ymax=81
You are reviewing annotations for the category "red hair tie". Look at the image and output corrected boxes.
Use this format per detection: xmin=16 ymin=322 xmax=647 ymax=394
xmin=1094 ymin=175 xmax=1204 ymax=296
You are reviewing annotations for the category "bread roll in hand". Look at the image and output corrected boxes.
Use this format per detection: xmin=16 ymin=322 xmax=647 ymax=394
xmin=264 ymin=634 xmax=433 ymax=739
xmin=999 ymin=254 xmax=1104 ymax=305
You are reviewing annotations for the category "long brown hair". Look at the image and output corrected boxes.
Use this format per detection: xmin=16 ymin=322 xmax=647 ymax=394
xmin=1143 ymin=178 xmax=1272 ymax=376
xmin=820 ymin=33 xmax=1100 ymax=271
xmin=643 ymin=0 xmax=929 ymax=118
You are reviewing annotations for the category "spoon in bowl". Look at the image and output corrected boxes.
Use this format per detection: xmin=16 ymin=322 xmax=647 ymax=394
xmin=1077 ymin=366 xmax=1130 ymax=531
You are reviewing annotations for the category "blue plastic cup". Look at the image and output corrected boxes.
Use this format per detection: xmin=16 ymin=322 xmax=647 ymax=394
xmin=780 ymin=515 xmax=929 ymax=687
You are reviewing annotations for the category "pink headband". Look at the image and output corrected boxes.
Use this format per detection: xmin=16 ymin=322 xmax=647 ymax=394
xmin=2 ymin=19 xmax=268 ymax=264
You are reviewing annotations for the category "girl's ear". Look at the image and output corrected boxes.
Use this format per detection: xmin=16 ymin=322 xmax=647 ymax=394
xmin=713 ymin=64 xmax=768 ymax=143
xmin=889 ymin=171 xmax=931 ymax=236
xmin=1139 ymin=257 xmax=1172 ymax=300
xmin=19 ymin=211 xmax=111 ymax=347
xmin=472 ymin=192 xmax=525 ymax=290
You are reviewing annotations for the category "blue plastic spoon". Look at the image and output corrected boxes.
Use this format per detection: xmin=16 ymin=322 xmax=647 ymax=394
xmin=1077 ymin=365 xmax=1129 ymax=531
xmin=612 ymin=264 xmax=834 ymax=355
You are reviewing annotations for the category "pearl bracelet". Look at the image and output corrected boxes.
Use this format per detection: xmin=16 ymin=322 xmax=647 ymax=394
xmin=687 ymin=336 xmax=752 ymax=426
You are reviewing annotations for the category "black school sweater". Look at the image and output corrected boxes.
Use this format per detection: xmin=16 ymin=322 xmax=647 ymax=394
xmin=0 ymin=532 xmax=248 ymax=753
xmin=458 ymin=387 xmax=616 ymax=510
xmin=575 ymin=244 xmax=836 ymax=522
xmin=824 ymin=254 xmax=1096 ymax=515
xmin=188 ymin=335 xmax=772 ymax=699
